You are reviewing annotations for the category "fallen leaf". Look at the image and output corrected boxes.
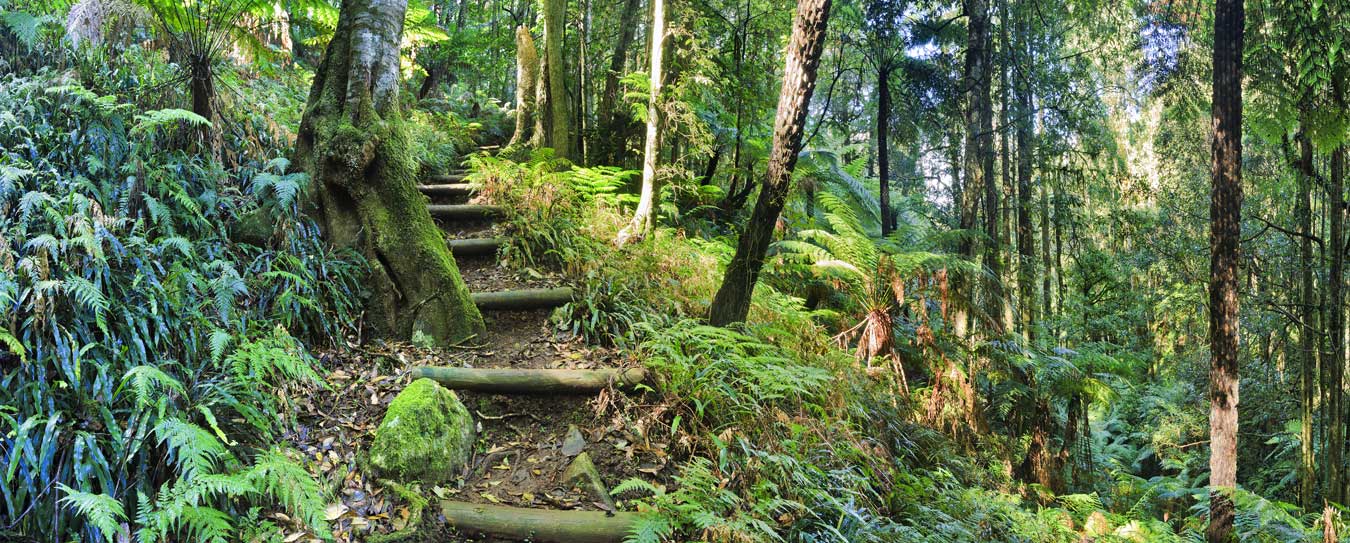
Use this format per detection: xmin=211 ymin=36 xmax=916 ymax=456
xmin=325 ymin=503 xmax=348 ymax=521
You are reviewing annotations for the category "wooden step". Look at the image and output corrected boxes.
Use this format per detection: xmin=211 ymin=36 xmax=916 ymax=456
xmin=426 ymin=173 xmax=469 ymax=183
xmin=412 ymin=366 xmax=646 ymax=394
xmin=428 ymin=204 xmax=505 ymax=220
xmin=448 ymin=237 xmax=505 ymax=257
xmin=440 ymin=500 xmax=637 ymax=543
xmin=471 ymin=287 xmax=574 ymax=310
xmin=418 ymin=183 xmax=478 ymax=198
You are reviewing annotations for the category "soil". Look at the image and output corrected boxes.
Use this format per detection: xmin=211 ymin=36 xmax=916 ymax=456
xmin=280 ymin=164 xmax=672 ymax=543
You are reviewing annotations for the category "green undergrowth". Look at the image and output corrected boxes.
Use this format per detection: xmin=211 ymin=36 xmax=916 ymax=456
xmin=0 ymin=61 xmax=362 ymax=540
xmin=468 ymin=152 xmax=1329 ymax=543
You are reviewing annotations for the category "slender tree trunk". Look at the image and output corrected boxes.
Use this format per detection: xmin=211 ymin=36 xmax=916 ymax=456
xmin=1330 ymin=140 xmax=1346 ymax=504
xmin=540 ymin=0 xmax=570 ymax=158
xmin=296 ymin=0 xmax=485 ymax=346
xmin=708 ymin=0 xmax=832 ymax=326
xmin=1206 ymin=0 xmax=1243 ymax=539
xmin=998 ymin=0 xmax=1015 ymax=337
xmin=507 ymin=25 xmax=539 ymax=148
xmin=1015 ymin=61 xmax=1036 ymax=344
xmin=597 ymin=0 xmax=643 ymax=164
xmin=955 ymin=0 xmax=992 ymax=339
xmin=1296 ymin=127 xmax=1318 ymax=508
xmin=877 ymin=65 xmax=893 ymax=236
xmin=616 ymin=0 xmax=664 ymax=245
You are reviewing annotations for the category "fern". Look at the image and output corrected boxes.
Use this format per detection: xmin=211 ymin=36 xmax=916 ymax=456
xmin=130 ymin=109 xmax=211 ymax=137
xmin=121 ymin=365 xmax=186 ymax=408
xmin=154 ymin=418 xmax=231 ymax=481
xmin=58 ymin=486 xmax=126 ymax=542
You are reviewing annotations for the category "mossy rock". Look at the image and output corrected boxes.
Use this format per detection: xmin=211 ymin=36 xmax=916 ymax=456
xmin=369 ymin=378 xmax=475 ymax=484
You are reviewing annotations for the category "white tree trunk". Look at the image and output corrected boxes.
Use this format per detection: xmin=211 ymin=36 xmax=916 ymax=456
xmin=616 ymin=0 xmax=664 ymax=247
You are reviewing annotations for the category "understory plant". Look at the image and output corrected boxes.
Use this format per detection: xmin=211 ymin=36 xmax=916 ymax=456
xmin=0 ymin=66 xmax=356 ymax=541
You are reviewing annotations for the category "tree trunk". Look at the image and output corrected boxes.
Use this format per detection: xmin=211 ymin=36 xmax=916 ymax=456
xmin=954 ymin=0 xmax=992 ymax=339
xmin=616 ymin=0 xmax=665 ymax=246
xmin=1015 ymin=48 xmax=1035 ymax=344
xmin=708 ymin=0 xmax=832 ymax=326
xmin=507 ymin=25 xmax=539 ymax=148
xmin=1296 ymin=127 xmax=1318 ymax=508
xmin=1206 ymin=0 xmax=1243 ymax=539
xmin=596 ymin=0 xmax=643 ymax=164
xmin=295 ymin=0 xmax=485 ymax=346
xmin=540 ymin=0 xmax=570 ymax=159
xmin=1329 ymin=141 xmax=1346 ymax=504
xmin=877 ymin=65 xmax=893 ymax=236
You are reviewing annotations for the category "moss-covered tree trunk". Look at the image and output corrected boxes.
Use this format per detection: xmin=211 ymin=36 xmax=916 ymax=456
xmin=296 ymin=0 xmax=485 ymax=345
xmin=537 ymin=0 xmax=570 ymax=159
xmin=507 ymin=25 xmax=539 ymax=148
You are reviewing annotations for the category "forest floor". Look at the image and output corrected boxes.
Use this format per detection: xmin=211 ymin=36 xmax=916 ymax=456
xmin=279 ymin=177 xmax=667 ymax=542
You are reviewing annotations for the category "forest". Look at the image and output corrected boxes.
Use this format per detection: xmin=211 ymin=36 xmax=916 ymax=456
xmin=0 ymin=0 xmax=1340 ymax=541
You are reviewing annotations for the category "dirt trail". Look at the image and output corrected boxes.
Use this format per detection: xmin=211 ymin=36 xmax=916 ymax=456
xmin=283 ymin=163 xmax=666 ymax=542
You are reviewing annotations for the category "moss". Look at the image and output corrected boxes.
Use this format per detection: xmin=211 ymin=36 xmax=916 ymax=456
xmin=368 ymin=378 xmax=475 ymax=484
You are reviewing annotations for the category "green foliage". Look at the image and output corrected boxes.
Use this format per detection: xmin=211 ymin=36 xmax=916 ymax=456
xmin=0 ymin=62 xmax=351 ymax=540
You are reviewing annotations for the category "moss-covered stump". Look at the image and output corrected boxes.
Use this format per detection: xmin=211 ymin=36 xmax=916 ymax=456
xmin=369 ymin=379 xmax=475 ymax=484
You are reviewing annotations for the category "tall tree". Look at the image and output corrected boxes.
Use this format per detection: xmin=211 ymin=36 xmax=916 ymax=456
xmin=508 ymin=25 xmax=539 ymax=148
xmin=1013 ymin=2 xmax=1035 ymax=341
xmin=954 ymin=0 xmax=994 ymax=338
xmin=537 ymin=0 xmax=571 ymax=158
xmin=1206 ymin=0 xmax=1244 ymax=539
xmin=295 ymin=0 xmax=485 ymax=345
xmin=596 ymin=0 xmax=644 ymax=164
xmin=861 ymin=0 xmax=907 ymax=236
xmin=708 ymin=0 xmax=833 ymax=326
xmin=617 ymin=0 xmax=664 ymax=245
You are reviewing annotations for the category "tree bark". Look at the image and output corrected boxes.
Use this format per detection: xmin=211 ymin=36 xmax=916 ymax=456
xmin=877 ymin=65 xmax=893 ymax=236
xmin=1206 ymin=0 xmax=1243 ymax=539
xmin=1015 ymin=30 xmax=1035 ymax=343
xmin=617 ymin=0 xmax=665 ymax=246
xmin=1296 ymin=127 xmax=1318 ymax=508
xmin=540 ymin=0 xmax=570 ymax=159
xmin=596 ymin=0 xmax=643 ymax=164
xmin=954 ymin=0 xmax=992 ymax=339
xmin=1329 ymin=141 xmax=1346 ymax=504
xmin=507 ymin=25 xmax=539 ymax=148
xmin=708 ymin=0 xmax=832 ymax=326
xmin=295 ymin=0 xmax=485 ymax=346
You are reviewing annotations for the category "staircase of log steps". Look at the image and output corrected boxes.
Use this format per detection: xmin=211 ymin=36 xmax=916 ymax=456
xmin=406 ymin=146 xmax=646 ymax=542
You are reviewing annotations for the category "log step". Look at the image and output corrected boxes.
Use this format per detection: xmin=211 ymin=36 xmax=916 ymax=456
xmin=428 ymin=204 xmax=505 ymax=220
xmin=471 ymin=287 xmax=574 ymax=310
xmin=418 ymin=183 xmax=478 ymax=197
xmin=426 ymin=173 xmax=469 ymax=183
xmin=440 ymin=500 xmax=638 ymax=543
xmin=448 ymin=237 xmax=506 ymax=257
xmin=412 ymin=366 xmax=646 ymax=394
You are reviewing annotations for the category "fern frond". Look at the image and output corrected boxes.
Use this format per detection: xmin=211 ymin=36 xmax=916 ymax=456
xmin=58 ymin=486 xmax=126 ymax=541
